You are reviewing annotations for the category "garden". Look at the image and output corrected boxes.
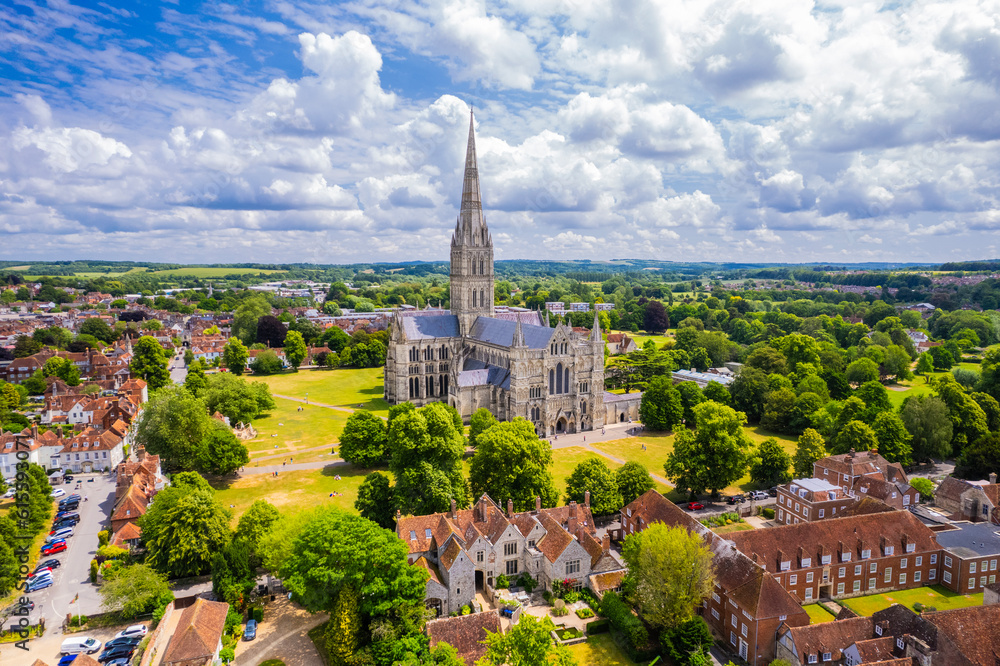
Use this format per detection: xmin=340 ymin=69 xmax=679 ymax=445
xmin=841 ymin=585 xmax=984 ymax=616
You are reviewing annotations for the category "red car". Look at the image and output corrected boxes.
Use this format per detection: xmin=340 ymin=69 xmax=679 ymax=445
xmin=687 ymin=502 xmax=705 ymax=511
xmin=41 ymin=541 xmax=67 ymax=556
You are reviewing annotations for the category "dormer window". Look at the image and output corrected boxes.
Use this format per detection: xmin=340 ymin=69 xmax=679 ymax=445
xmin=906 ymin=543 xmax=915 ymax=553
xmin=425 ymin=529 xmax=432 ymax=539
xmin=800 ymin=557 xmax=811 ymax=568
xmin=861 ymin=549 xmax=871 ymax=559
xmin=409 ymin=531 xmax=417 ymax=540
xmin=884 ymin=546 xmax=894 ymax=556
xmin=821 ymin=555 xmax=831 ymax=565
xmin=875 ymin=625 xmax=883 ymax=636
xmin=780 ymin=561 xmax=790 ymax=571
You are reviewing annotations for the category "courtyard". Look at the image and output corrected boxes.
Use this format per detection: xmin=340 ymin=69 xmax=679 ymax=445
xmin=840 ymin=585 xmax=984 ymax=616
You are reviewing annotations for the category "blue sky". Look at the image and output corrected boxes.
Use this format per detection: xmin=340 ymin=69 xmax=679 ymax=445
xmin=1 ymin=0 xmax=999 ymax=263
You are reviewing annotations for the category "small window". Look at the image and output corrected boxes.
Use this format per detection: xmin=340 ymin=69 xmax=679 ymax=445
xmin=566 ymin=560 xmax=581 ymax=575
xmin=945 ymin=556 xmax=952 ymax=567
xmin=930 ymin=569 xmax=937 ymax=580
xmin=897 ymin=638 xmax=904 ymax=649
xmin=915 ymin=571 xmax=922 ymax=582
xmin=477 ymin=551 xmax=484 ymax=562
xmin=875 ymin=625 xmax=883 ymax=636
xmin=823 ymin=652 xmax=832 ymax=662
xmin=971 ymin=562 xmax=978 ymax=574
xmin=789 ymin=574 xmax=797 ymax=585
xmin=808 ymin=655 xmax=817 ymax=664
xmin=425 ymin=529 xmax=432 ymax=539
xmin=931 ymin=554 xmax=938 ymax=565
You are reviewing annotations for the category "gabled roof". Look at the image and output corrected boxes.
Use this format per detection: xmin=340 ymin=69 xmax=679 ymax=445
xmin=162 ymin=597 xmax=229 ymax=665
xmin=427 ymin=611 xmax=501 ymax=666
xmin=924 ymin=604 xmax=1000 ymax=665
xmin=401 ymin=314 xmax=460 ymax=340
xmin=781 ymin=615 xmax=874 ymax=662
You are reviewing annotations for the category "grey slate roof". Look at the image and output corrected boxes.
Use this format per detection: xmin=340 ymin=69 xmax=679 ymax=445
xmin=935 ymin=520 xmax=1000 ymax=557
xmin=402 ymin=314 xmax=460 ymax=340
xmin=459 ymin=359 xmax=511 ymax=390
xmin=469 ymin=316 xmax=553 ymax=349
xmin=603 ymin=391 xmax=643 ymax=403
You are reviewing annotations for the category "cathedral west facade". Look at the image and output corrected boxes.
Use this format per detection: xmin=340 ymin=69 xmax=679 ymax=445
xmin=384 ymin=113 xmax=628 ymax=435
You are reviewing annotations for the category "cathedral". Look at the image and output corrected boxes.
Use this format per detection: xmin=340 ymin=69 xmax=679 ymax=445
xmin=385 ymin=113 xmax=639 ymax=434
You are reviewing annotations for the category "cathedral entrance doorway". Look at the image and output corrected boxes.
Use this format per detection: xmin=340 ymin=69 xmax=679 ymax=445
xmin=619 ymin=413 xmax=625 ymax=422
xmin=556 ymin=417 xmax=567 ymax=433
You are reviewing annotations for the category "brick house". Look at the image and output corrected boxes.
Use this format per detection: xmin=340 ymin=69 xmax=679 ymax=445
xmin=622 ymin=490 xmax=809 ymax=664
xmin=57 ymin=427 xmax=124 ymax=473
xmin=728 ymin=511 xmax=943 ymax=603
xmin=933 ymin=520 xmax=1000 ymax=594
xmin=934 ymin=474 xmax=1000 ymax=522
xmin=397 ymin=494 xmax=622 ymax=617
xmin=776 ymin=478 xmax=857 ymax=524
xmin=813 ymin=450 xmax=909 ymax=490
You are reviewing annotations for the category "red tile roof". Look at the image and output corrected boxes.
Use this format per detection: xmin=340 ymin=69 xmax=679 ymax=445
xmin=427 ymin=611 xmax=501 ymax=666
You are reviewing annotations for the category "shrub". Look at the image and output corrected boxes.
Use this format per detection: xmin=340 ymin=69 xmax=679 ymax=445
xmin=913 ymin=602 xmax=925 ymax=612
xmin=495 ymin=574 xmax=510 ymax=589
xmin=580 ymin=588 xmax=600 ymax=610
xmin=97 ymin=530 xmax=109 ymax=547
xmin=542 ymin=591 xmax=553 ymax=604
xmin=89 ymin=559 xmax=98 ymax=583
xmin=576 ymin=607 xmax=595 ymax=619
xmin=224 ymin=608 xmax=242 ymax=635
xmin=461 ymin=605 xmax=471 ymax=615
xmin=69 ymin=614 xmax=87 ymax=628
xmin=251 ymin=607 xmax=264 ymax=623
xmin=563 ymin=591 xmax=580 ymax=604
xmin=220 ymin=646 xmax=235 ymax=664
xmin=761 ymin=507 xmax=775 ymax=519
xmin=600 ymin=591 xmax=649 ymax=657
xmin=516 ymin=573 xmax=537 ymax=593
xmin=586 ymin=619 xmax=610 ymax=634
xmin=551 ymin=606 xmax=569 ymax=617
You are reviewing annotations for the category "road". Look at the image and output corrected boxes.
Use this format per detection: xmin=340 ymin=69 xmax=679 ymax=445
xmin=169 ymin=351 xmax=187 ymax=385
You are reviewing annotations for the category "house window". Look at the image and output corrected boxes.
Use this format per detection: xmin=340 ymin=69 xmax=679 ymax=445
xmin=837 ymin=582 xmax=845 ymax=595
xmin=875 ymin=625 xmax=883 ymax=636
xmin=409 ymin=531 xmax=416 ymax=540
xmin=713 ymin=593 xmax=720 ymax=603
xmin=931 ymin=554 xmax=938 ymax=565
xmin=853 ymin=580 xmax=861 ymax=592
xmin=899 ymin=573 xmax=907 ymax=585
xmin=732 ymin=614 xmax=737 ymax=627
xmin=862 ymin=549 xmax=871 ymax=559
xmin=971 ymin=562 xmax=978 ymax=574
xmin=914 ymin=571 xmax=922 ymax=583
xmin=869 ymin=578 xmax=876 ymax=589
xmin=805 ymin=587 xmax=813 ymax=600
xmin=505 ymin=560 xmax=519 ymax=575
xmin=804 ymin=507 xmax=810 ymax=517
xmin=806 ymin=572 xmax=814 ymax=583
xmin=566 ymin=560 xmax=580 ymax=575
xmin=823 ymin=652 xmax=832 ymax=662
xmin=870 ymin=562 xmax=878 ymax=574
xmin=916 ymin=556 xmax=923 ymax=567
xmin=425 ymin=529 xmax=432 ymax=539
xmin=906 ymin=542 xmax=915 ymax=552
xmin=930 ymin=569 xmax=937 ymax=580
xmin=884 ymin=567 xmax=892 ymax=583
xmin=945 ymin=556 xmax=952 ymax=568
xmin=477 ymin=551 xmax=484 ymax=563
xmin=712 ymin=609 xmax=720 ymax=620
xmin=855 ymin=564 xmax=862 ymax=576
xmin=901 ymin=558 xmax=907 ymax=569
xmin=884 ymin=546 xmax=894 ymax=556
xmin=819 ymin=509 xmax=824 ymax=518
xmin=982 ymin=576 xmax=988 ymax=586
xmin=730 ymin=632 xmax=737 ymax=646
xmin=528 ymin=540 xmax=536 ymax=549
xmin=741 ymin=623 xmax=747 ymax=637
xmin=944 ymin=571 xmax=952 ymax=584
xmin=969 ymin=578 xmax=976 ymax=590
xmin=504 ymin=542 xmax=518 ymax=557
xmin=808 ymin=656 xmax=817 ymax=664
xmin=789 ymin=574 xmax=797 ymax=585
xmin=897 ymin=638 xmax=904 ymax=650
xmin=839 ymin=567 xmax=846 ymax=578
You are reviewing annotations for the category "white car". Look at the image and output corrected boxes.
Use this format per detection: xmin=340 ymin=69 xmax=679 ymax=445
xmin=52 ymin=489 xmax=66 ymax=498
xmin=113 ymin=624 xmax=148 ymax=640
xmin=749 ymin=490 xmax=769 ymax=500
xmin=47 ymin=528 xmax=74 ymax=543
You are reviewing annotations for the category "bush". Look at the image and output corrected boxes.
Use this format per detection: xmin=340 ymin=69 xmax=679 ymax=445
xmin=251 ymin=607 xmax=264 ymax=623
xmin=461 ymin=605 xmax=471 ymax=616
xmin=761 ymin=507 xmax=775 ymax=519
xmin=576 ymin=607 xmax=595 ymax=619
xmin=224 ymin=608 xmax=243 ymax=635
xmin=220 ymin=646 xmax=235 ymax=664
xmin=551 ymin=606 xmax=569 ymax=617
xmin=542 ymin=591 xmax=552 ymax=604
xmin=495 ymin=574 xmax=510 ymax=589
xmin=599 ymin=592 xmax=649 ymax=658
xmin=563 ymin=591 xmax=580 ymax=604
xmin=516 ymin=573 xmax=537 ymax=593
xmin=913 ymin=602 xmax=925 ymax=612
xmin=97 ymin=530 xmax=109 ymax=547
xmin=69 ymin=614 xmax=87 ymax=628
xmin=89 ymin=559 xmax=98 ymax=584
xmin=580 ymin=588 xmax=600 ymax=611
xmin=586 ymin=619 xmax=610 ymax=634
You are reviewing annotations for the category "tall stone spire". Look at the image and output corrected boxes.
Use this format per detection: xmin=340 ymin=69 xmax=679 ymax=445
xmin=590 ymin=309 xmax=601 ymax=342
xmin=513 ymin=314 xmax=526 ymax=347
xmin=450 ymin=109 xmax=495 ymax=335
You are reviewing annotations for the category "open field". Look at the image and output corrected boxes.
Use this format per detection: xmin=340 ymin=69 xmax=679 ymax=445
xmin=608 ymin=330 xmax=673 ymax=350
xmin=211 ymin=464 xmax=378 ymax=525
xmin=566 ymin=632 xmax=644 ymax=665
xmin=841 ymin=585 xmax=983 ymax=616
xmin=804 ymin=604 xmax=837 ymax=624
xmin=886 ymin=363 xmax=980 ymax=408
xmin=245 ymin=397 xmax=349 ymax=465
xmin=150 ymin=267 xmax=284 ymax=277
xmin=252 ymin=367 xmax=389 ymax=416
xmin=547 ymin=446 xmax=672 ymax=498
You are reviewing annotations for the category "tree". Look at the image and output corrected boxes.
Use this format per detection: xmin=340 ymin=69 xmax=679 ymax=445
xmin=639 ymin=376 xmax=684 ymax=431
xmin=972 ymin=392 xmax=1000 ymax=432
xmin=22 ymin=370 xmax=47 ymax=395
xmin=928 ymin=346 xmax=954 ymax=371
xmin=855 ymin=381 xmax=892 ymax=418
xmin=883 ymin=345 xmax=913 ymax=381
xmin=676 ymin=381 xmax=706 ymax=424
xmin=355 ymin=472 xmax=396 ymax=529
xmin=199 ymin=421 xmax=250 ymax=475
xmin=130 ymin=335 xmax=170 ymax=389
xmin=322 ymin=326 xmax=351 ymax=353
xmin=730 ymin=367 xmax=770 ymax=423
xmin=202 ymin=373 xmax=276 ymax=425
xmin=339 ymin=410 xmax=389 ymax=468
xmin=135 ymin=386 xmax=211 ymax=470
xmin=793 ymin=428 xmax=827 ymax=477
xmin=936 ymin=377 xmax=989 ymax=453
xmin=468 ymin=408 xmax=498 ymax=448
xmin=616 ymin=462 xmax=655 ymax=506
xmin=274 ymin=508 xmax=426 ymax=619
xmin=915 ymin=352 xmax=934 ymax=375
xmin=910 ymin=477 xmax=935 ymax=502
xmin=184 ymin=359 xmax=208 ymax=396
xmin=644 ymin=300 xmax=669 ymax=333
xmin=832 ymin=421 xmax=879 ymax=454
xmin=222 ymin=338 xmax=249 ymax=376
xmin=256 ymin=315 xmax=288 ymax=347
xmin=845 ymin=358 xmax=879 ymax=386
xmin=702 ymin=381 xmax=731 ymax=405
xmin=760 ymin=388 xmax=797 ymax=434
xmin=664 ymin=401 xmax=755 ymax=496
xmin=871 ymin=412 xmax=913 ymax=466
xmin=100 ymin=564 xmax=173 ymax=620
xmin=212 ymin=538 xmax=255 ymax=608
xmin=13 ymin=335 xmax=42 ymax=358
xmin=139 ymin=484 xmax=232 ymax=578
xmin=389 ymin=402 xmax=469 ymax=515
xmin=0 ymin=539 xmax=18 ymax=597
xmin=662 ymin=617 xmax=713 ymax=666
xmin=957 ymin=433 xmax=1000 ymax=480
xmin=284 ymin=330 xmax=307 ymax=370
xmin=622 ymin=523 xmax=714 ymax=631
xmin=750 ymin=438 xmax=792 ymax=487
xmin=745 ymin=347 xmax=787 ymax=376
xmin=325 ymin=585 xmax=362 ymax=666
xmin=79 ymin=317 xmax=116 ymax=344
xmin=564 ymin=458 xmax=623 ymax=515
xmin=235 ymin=500 xmax=280 ymax=561
xmin=250 ymin=349 xmax=283 ymax=374
xmin=478 ymin=614 xmax=575 ymax=666
xmin=469 ymin=419 xmax=559 ymax=512
xmin=232 ymin=297 xmax=270 ymax=344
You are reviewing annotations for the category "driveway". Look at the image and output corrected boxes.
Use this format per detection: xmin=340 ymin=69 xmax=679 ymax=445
xmin=233 ymin=596 xmax=327 ymax=666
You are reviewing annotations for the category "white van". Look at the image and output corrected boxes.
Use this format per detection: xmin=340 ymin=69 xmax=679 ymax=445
xmin=60 ymin=636 xmax=101 ymax=655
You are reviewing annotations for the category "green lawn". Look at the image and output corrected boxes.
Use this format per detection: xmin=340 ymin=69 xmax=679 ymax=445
xmin=608 ymin=330 xmax=673 ymax=351
xmin=566 ymin=632 xmax=644 ymax=665
xmin=841 ymin=585 xmax=984 ymax=616
xmin=211 ymin=464 xmax=379 ymax=525
xmin=245 ymin=397 xmax=349 ymax=464
xmin=804 ymin=604 xmax=836 ymax=624
xmin=253 ymin=367 xmax=389 ymax=416
xmin=712 ymin=522 xmax=755 ymax=534
xmin=886 ymin=363 xmax=980 ymax=409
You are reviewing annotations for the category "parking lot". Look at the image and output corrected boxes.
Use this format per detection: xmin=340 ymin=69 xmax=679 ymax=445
xmin=681 ymin=494 xmax=777 ymax=519
xmin=0 ymin=472 xmax=116 ymax=664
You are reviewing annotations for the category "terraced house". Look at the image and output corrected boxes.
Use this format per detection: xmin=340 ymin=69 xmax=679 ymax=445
xmin=397 ymin=493 xmax=622 ymax=617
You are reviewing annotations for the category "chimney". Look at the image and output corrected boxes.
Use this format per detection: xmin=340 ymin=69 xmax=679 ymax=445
xmin=535 ymin=496 xmax=541 ymax=514
xmin=507 ymin=499 xmax=513 ymax=518
xmin=568 ymin=501 xmax=579 ymax=534
xmin=869 ymin=449 xmax=877 ymax=459
xmin=584 ymin=490 xmax=591 ymax=508
xmin=450 ymin=498 xmax=457 ymax=519
xmin=395 ymin=508 xmax=401 ymax=525
xmin=602 ymin=533 xmax=610 ymax=552
xmin=569 ymin=501 xmax=578 ymax=519
xmin=991 ymin=472 xmax=997 ymax=485
xmin=798 ymin=545 xmax=806 ymax=565
xmin=848 ymin=448 xmax=856 ymax=459
xmin=31 ymin=424 xmax=37 ymax=438
xmin=752 ymin=552 xmax=759 ymax=564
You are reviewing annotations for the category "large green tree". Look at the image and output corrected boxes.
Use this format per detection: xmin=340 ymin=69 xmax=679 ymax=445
xmin=135 ymin=386 xmax=211 ymax=470
xmin=202 ymin=373 xmax=275 ymax=425
xmin=639 ymin=376 xmax=684 ymax=431
xmin=339 ymin=410 xmax=389 ymax=468
xmin=664 ymin=401 xmax=754 ymax=496
xmin=388 ymin=402 xmax=469 ymax=515
xmin=235 ymin=499 xmax=280 ymax=563
xmin=130 ymin=335 xmax=170 ymax=389
xmin=184 ymin=359 xmax=208 ymax=396
xmin=199 ymin=421 xmax=250 ymax=475
xmin=845 ymin=358 xmax=879 ymax=386
xmin=80 ymin=317 xmax=117 ymax=344
xmin=564 ymin=458 xmax=623 ymax=516
xmin=100 ymin=564 xmax=173 ymax=620
xmin=468 ymin=408 xmax=498 ymax=448
xmin=750 ymin=438 xmax=792 ymax=487
xmin=222 ymin=338 xmax=249 ymax=376
xmin=622 ymin=523 xmax=715 ymax=631
xmin=139 ymin=480 xmax=233 ymax=578
xmin=232 ymin=297 xmax=271 ymax=345
xmin=284 ymin=330 xmax=307 ymax=370
xmin=469 ymin=419 xmax=559 ymax=511
xmin=355 ymin=472 xmax=397 ymax=529
xmin=871 ymin=412 xmax=913 ymax=466
xmin=729 ymin=366 xmax=770 ymax=423
xmin=832 ymin=420 xmax=879 ymax=454
xmin=616 ymin=462 xmax=656 ymax=506
xmin=957 ymin=433 xmax=1000 ymax=480
xmin=793 ymin=428 xmax=827 ymax=477
xmin=936 ymin=377 xmax=989 ymax=453
xmin=478 ymin=614 xmax=575 ymax=666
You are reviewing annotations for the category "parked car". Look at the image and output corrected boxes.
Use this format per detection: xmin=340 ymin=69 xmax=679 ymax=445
xmin=726 ymin=494 xmax=745 ymax=505
xmin=37 ymin=558 xmax=62 ymax=571
xmin=58 ymin=501 xmax=80 ymax=511
xmin=767 ymin=487 xmax=778 ymax=497
xmin=42 ymin=540 xmax=67 ymax=556
xmin=47 ymin=528 xmax=74 ymax=543
xmin=103 ymin=636 xmax=142 ymax=650
xmin=749 ymin=490 xmax=769 ymax=500
xmin=55 ymin=511 xmax=80 ymax=521
xmin=243 ymin=619 xmax=257 ymax=641
xmin=113 ymin=625 xmax=148 ymax=640
xmin=26 ymin=577 xmax=52 ymax=593
xmin=686 ymin=501 xmax=705 ymax=511
xmin=57 ymin=654 xmax=78 ymax=665
xmin=14 ymin=600 xmax=35 ymax=613
xmin=60 ymin=636 xmax=101 ymax=655
xmin=97 ymin=645 xmax=134 ymax=664
xmin=2 ymin=488 xmax=14 ymax=498
xmin=65 ymin=493 xmax=82 ymax=502
xmin=104 ymin=659 xmax=130 ymax=666
xmin=64 ymin=475 xmax=74 ymax=484
xmin=52 ymin=488 xmax=66 ymax=498
xmin=53 ymin=519 xmax=78 ymax=531
xmin=29 ymin=567 xmax=53 ymax=579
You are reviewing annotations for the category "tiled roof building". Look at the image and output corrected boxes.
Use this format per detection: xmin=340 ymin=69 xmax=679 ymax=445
xmin=426 ymin=611 xmax=501 ymax=666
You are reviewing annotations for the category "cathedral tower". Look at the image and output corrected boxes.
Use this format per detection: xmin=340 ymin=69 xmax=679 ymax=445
xmin=450 ymin=111 xmax=494 ymax=335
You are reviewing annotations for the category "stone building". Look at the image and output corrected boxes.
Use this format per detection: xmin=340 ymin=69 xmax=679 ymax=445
xmin=383 ymin=113 xmax=633 ymax=434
